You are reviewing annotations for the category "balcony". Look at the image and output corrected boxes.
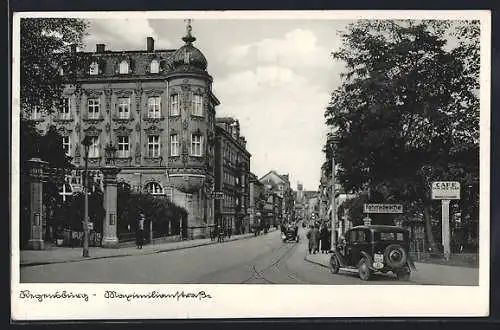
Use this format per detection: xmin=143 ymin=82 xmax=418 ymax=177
xmin=143 ymin=115 xmax=165 ymax=123
xmin=54 ymin=114 xmax=73 ymax=123
xmin=112 ymin=115 xmax=134 ymax=124
xmin=82 ymin=115 xmax=104 ymax=124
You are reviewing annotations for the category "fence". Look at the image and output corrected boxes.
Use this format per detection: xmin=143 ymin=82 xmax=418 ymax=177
xmin=57 ymin=229 xmax=101 ymax=247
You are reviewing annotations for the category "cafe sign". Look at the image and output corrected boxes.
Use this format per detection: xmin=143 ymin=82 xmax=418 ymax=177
xmin=431 ymin=181 xmax=460 ymax=200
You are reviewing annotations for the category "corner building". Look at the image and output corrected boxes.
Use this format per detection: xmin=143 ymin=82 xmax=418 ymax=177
xmin=40 ymin=25 xmax=219 ymax=237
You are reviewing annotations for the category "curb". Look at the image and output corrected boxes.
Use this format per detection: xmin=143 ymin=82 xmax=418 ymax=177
xmin=303 ymin=255 xmax=331 ymax=269
xmin=20 ymin=233 xmax=258 ymax=268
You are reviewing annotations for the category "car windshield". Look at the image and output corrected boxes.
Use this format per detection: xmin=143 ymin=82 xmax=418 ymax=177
xmin=376 ymin=231 xmax=405 ymax=241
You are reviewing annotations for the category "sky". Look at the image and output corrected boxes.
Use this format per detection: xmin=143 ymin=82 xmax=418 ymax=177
xmin=82 ymin=18 xmax=353 ymax=191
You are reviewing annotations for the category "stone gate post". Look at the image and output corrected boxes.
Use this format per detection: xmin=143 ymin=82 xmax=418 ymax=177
xmin=27 ymin=158 xmax=48 ymax=250
xmin=101 ymin=166 xmax=121 ymax=248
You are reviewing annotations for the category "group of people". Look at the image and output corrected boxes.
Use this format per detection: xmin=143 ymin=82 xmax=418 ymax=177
xmin=306 ymin=222 xmax=332 ymax=254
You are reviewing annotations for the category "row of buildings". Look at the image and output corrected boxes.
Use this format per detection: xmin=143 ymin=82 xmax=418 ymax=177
xmin=25 ymin=23 xmax=295 ymax=239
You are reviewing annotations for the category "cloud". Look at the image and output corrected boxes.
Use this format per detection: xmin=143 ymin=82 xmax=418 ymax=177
xmin=222 ymin=29 xmax=332 ymax=69
xmin=83 ymin=19 xmax=174 ymax=51
xmin=213 ymin=65 xmax=329 ymax=190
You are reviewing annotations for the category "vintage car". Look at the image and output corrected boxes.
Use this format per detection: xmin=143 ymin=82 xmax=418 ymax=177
xmin=281 ymin=225 xmax=299 ymax=243
xmin=329 ymin=225 xmax=416 ymax=281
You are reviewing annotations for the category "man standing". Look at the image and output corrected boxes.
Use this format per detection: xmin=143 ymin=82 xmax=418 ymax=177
xmin=136 ymin=213 xmax=145 ymax=249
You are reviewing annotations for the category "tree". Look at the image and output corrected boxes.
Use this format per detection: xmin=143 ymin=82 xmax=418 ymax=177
xmin=324 ymin=20 xmax=480 ymax=253
xmin=20 ymin=18 xmax=88 ymax=116
xmin=19 ymin=18 xmax=88 ymax=246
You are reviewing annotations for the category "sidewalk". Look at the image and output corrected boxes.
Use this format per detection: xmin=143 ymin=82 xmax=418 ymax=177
xmin=20 ymin=231 xmax=263 ymax=267
xmin=304 ymin=252 xmax=479 ymax=286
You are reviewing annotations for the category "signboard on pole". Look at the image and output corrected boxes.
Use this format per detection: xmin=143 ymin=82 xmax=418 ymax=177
xmin=212 ymin=192 xmax=224 ymax=200
xmin=431 ymin=181 xmax=460 ymax=200
xmin=363 ymin=204 xmax=403 ymax=214
xmin=431 ymin=181 xmax=460 ymax=261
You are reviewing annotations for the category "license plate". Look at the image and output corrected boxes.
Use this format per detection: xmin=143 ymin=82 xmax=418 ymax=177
xmin=374 ymin=254 xmax=383 ymax=263
xmin=373 ymin=262 xmax=384 ymax=269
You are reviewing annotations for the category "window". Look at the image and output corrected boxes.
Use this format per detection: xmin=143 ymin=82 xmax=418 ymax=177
xmin=119 ymin=60 xmax=129 ymax=74
xmin=88 ymin=99 xmax=100 ymax=119
xmin=89 ymin=62 xmax=99 ymax=75
xmin=165 ymin=187 xmax=173 ymax=200
xmin=357 ymin=231 xmax=367 ymax=242
xmin=170 ymin=134 xmax=179 ymax=156
xmin=148 ymin=135 xmax=160 ymax=157
xmin=88 ymin=136 xmax=99 ymax=158
xmin=145 ymin=182 xmax=163 ymax=195
xmin=170 ymin=94 xmax=179 ymax=116
xmin=377 ymin=232 xmax=404 ymax=241
xmin=192 ymin=94 xmax=203 ymax=116
xmin=30 ymin=107 xmax=41 ymax=120
xmin=191 ymin=134 xmax=203 ymax=156
xmin=62 ymin=136 xmax=70 ymax=156
xmin=117 ymin=136 xmax=130 ymax=158
xmin=117 ymin=98 xmax=130 ymax=119
xmin=150 ymin=60 xmax=159 ymax=74
xmin=148 ymin=96 xmax=161 ymax=118
xmin=60 ymin=98 xmax=71 ymax=119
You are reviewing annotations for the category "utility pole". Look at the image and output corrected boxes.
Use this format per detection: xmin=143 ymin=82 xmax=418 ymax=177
xmin=331 ymin=155 xmax=337 ymax=251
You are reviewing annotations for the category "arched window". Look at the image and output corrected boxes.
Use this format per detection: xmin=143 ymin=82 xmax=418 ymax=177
xmin=145 ymin=182 xmax=164 ymax=195
xmin=59 ymin=182 xmax=73 ymax=202
xmin=119 ymin=60 xmax=129 ymax=74
xmin=89 ymin=62 xmax=99 ymax=75
xmin=150 ymin=60 xmax=159 ymax=74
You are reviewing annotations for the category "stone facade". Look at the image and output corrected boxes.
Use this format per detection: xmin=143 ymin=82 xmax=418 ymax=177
xmin=214 ymin=117 xmax=251 ymax=234
xmin=29 ymin=25 xmax=219 ymax=238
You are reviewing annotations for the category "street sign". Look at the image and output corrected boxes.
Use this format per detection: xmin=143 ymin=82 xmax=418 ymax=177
xmin=364 ymin=204 xmax=403 ymax=214
xmin=212 ymin=192 xmax=224 ymax=199
xmin=431 ymin=181 xmax=460 ymax=200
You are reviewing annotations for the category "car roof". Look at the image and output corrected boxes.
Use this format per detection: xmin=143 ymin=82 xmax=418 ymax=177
xmin=350 ymin=225 xmax=408 ymax=232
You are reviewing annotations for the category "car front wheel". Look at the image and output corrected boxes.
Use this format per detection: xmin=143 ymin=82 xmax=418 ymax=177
xmin=329 ymin=255 xmax=340 ymax=274
xmin=358 ymin=258 xmax=371 ymax=281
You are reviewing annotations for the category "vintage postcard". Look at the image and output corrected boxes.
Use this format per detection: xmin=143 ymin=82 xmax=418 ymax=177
xmin=11 ymin=10 xmax=491 ymax=320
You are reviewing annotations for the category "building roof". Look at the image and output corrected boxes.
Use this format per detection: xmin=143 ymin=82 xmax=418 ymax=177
xmin=259 ymin=170 xmax=290 ymax=185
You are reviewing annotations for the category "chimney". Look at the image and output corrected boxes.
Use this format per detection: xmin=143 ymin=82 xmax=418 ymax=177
xmin=96 ymin=44 xmax=105 ymax=53
xmin=70 ymin=44 xmax=77 ymax=53
xmin=147 ymin=37 xmax=155 ymax=51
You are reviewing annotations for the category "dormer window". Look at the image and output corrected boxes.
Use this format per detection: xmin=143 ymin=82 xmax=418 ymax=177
xmin=150 ymin=60 xmax=159 ymax=74
xmin=89 ymin=62 xmax=99 ymax=75
xmin=119 ymin=60 xmax=129 ymax=74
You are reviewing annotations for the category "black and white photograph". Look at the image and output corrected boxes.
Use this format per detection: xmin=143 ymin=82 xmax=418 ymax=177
xmin=11 ymin=10 xmax=491 ymax=319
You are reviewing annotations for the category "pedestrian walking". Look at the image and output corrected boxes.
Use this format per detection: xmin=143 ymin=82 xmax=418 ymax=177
xmin=136 ymin=213 xmax=145 ymax=249
xmin=320 ymin=224 xmax=330 ymax=253
xmin=306 ymin=225 xmax=320 ymax=254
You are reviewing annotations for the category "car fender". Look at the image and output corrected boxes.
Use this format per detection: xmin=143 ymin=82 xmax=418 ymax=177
xmin=359 ymin=251 xmax=376 ymax=270
xmin=331 ymin=250 xmax=347 ymax=268
xmin=407 ymin=255 xmax=417 ymax=271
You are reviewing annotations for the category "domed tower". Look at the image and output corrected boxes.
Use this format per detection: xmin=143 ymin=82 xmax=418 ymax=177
xmin=166 ymin=20 xmax=219 ymax=232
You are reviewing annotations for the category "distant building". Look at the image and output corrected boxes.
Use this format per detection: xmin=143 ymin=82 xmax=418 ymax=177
xmin=259 ymin=170 xmax=294 ymax=223
xmin=248 ymin=172 xmax=265 ymax=230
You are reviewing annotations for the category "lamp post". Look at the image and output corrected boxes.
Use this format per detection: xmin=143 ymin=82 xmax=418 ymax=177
xmin=330 ymin=154 xmax=337 ymax=251
xmin=81 ymin=135 xmax=93 ymax=257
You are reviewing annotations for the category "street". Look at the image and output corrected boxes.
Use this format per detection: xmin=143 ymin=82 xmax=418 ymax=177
xmin=20 ymin=228 xmax=478 ymax=285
